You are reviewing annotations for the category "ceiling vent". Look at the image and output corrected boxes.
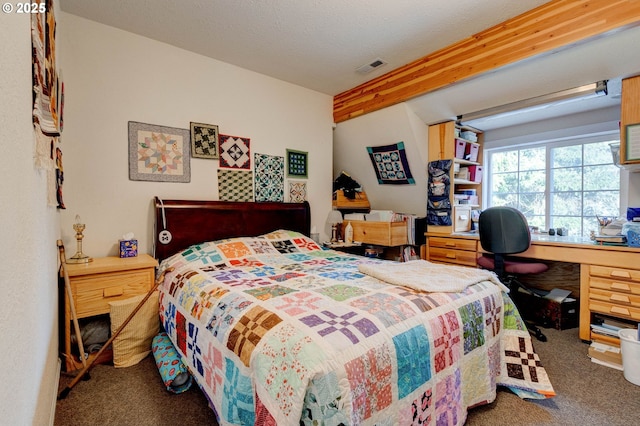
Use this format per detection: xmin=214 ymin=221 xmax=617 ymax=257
xmin=356 ymin=58 xmax=387 ymax=74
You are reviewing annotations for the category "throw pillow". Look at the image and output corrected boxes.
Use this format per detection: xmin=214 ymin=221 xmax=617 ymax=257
xmin=109 ymin=291 xmax=160 ymax=368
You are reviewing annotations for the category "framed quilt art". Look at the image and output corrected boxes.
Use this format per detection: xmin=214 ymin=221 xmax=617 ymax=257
xmin=286 ymin=149 xmax=308 ymax=178
xmin=219 ymin=134 xmax=251 ymax=169
xmin=190 ymin=122 xmax=219 ymax=159
xmin=254 ymin=153 xmax=284 ymax=202
xmin=128 ymin=121 xmax=191 ymax=183
xmin=366 ymin=141 xmax=415 ymax=185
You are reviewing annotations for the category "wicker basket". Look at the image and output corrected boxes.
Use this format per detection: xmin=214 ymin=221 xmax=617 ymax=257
xmin=627 ymin=229 xmax=640 ymax=247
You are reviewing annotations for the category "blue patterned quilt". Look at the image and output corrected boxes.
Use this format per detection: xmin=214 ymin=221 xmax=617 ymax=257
xmin=158 ymin=230 xmax=554 ymax=425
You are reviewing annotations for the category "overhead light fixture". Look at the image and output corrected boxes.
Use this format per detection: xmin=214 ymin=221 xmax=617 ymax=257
xmin=457 ymin=80 xmax=608 ymax=123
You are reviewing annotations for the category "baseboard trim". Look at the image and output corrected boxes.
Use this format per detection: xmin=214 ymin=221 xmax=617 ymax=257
xmin=49 ymin=359 xmax=61 ymax=426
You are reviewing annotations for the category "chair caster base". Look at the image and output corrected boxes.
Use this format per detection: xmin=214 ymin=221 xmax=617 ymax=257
xmin=528 ymin=324 xmax=547 ymax=342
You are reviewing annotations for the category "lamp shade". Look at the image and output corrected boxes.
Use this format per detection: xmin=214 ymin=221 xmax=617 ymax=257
xmin=326 ymin=210 xmax=343 ymax=224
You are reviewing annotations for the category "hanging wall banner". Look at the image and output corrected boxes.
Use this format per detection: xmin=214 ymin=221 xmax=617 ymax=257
xmin=366 ymin=142 xmax=415 ymax=185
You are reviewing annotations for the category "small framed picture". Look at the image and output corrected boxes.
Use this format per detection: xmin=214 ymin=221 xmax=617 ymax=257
xmin=190 ymin=122 xmax=219 ymax=159
xmin=128 ymin=121 xmax=190 ymax=183
xmin=286 ymin=149 xmax=308 ymax=178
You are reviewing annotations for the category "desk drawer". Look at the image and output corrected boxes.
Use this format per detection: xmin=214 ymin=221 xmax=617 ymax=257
xmin=589 ymin=277 xmax=640 ymax=295
xmin=588 ymin=299 xmax=640 ymax=321
xmin=428 ymin=247 xmax=478 ymax=267
xmin=428 ymin=237 xmax=477 ymax=252
xmin=73 ymin=269 xmax=154 ymax=318
xmin=590 ymin=265 xmax=640 ymax=283
xmin=590 ymin=288 xmax=640 ymax=308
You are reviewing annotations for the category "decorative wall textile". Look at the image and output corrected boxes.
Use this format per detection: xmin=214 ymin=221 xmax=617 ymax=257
xmin=219 ymin=134 xmax=251 ymax=169
xmin=286 ymin=149 xmax=308 ymax=178
xmin=31 ymin=1 xmax=65 ymax=208
xmin=427 ymin=160 xmax=452 ymax=226
xmin=218 ymin=170 xmax=254 ymax=202
xmin=288 ymin=181 xmax=307 ymax=202
xmin=128 ymin=121 xmax=191 ymax=183
xmin=54 ymin=141 xmax=66 ymax=209
xmin=190 ymin=122 xmax=219 ymax=159
xmin=366 ymin=142 xmax=415 ymax=185
xmin=254 ymin=153 xmax=284 ymax=202
xmin=31 ymin=1 xmax=60 ymax=138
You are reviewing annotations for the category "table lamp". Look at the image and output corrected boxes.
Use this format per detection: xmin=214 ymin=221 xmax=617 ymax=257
xmin=326 ymin=210 xmax=343 ymax=242
xmin=67 ymin=214 xmax=93 ymax=263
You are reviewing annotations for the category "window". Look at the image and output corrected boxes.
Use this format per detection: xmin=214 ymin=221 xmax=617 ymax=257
xmin=486 ymin=138 xmax=620 ymax=237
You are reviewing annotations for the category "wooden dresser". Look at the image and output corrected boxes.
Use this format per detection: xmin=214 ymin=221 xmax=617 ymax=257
xmin=425 ymin=235 xmax=477 ymax=267
xmin=62 ymin=254 xmax=158 ymax=371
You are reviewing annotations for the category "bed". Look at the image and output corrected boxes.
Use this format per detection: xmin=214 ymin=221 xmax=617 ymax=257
xmin=153 ymin=197 xmax=554 ymax=425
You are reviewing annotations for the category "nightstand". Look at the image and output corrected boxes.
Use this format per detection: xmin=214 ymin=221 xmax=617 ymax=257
xmin=61 ymin=254 xmax=158 ymax=371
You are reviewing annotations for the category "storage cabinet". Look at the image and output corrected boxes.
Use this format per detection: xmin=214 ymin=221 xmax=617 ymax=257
xmin=427 ymin=121 xmax=484 ymax=235
xmin=582 ymin=264 xmax=640 ymax=341
xmin=61 ymin=254 xmax=158 ymax=371
xmin=425 ymin=235 xmax=478 ymax=267
xmin=341 ymin=220 xmax=408 ymax=247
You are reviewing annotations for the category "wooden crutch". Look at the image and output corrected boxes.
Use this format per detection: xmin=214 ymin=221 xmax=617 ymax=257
xmin=57 ymin=266 xmax=174 ymax=400
xmin=57 ymin=240 xmax=87 ymax=370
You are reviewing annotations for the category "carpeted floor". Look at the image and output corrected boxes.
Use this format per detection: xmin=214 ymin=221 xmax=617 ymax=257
xmin=55 ymin=327 xmax=640 ymax=425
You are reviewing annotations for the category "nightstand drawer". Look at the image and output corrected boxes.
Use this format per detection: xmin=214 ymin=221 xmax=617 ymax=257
xmin=73 ymin=269 xmax=154 ymax=318
xmin=428 ymin=247 xmax=477 ymax=267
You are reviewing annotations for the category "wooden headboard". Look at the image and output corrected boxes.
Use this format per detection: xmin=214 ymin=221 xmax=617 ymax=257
xmin=153 ymin=197 xmax=311 ymax=261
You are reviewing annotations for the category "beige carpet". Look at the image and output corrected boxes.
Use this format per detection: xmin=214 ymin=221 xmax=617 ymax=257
xmin=55 ymin=327 xmax=640 ymax=425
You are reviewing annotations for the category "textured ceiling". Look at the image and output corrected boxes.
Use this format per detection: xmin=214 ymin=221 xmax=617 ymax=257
xmin=58 ymin=0 xmax=550 ymax=96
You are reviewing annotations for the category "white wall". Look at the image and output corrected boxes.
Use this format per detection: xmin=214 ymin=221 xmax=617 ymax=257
xmin=0 ymin=12 xmax=61 ymax=425
xmin=58 ymin=13 xmax=334 ymax=257
xmin=333 ymin=103 xmax=428 ymax=216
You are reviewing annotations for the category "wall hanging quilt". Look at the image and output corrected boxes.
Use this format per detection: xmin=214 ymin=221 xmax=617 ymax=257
xmin=254 ymin=153 xmax=284 ymax=202
xmin=190 ymin=122 xmax=219 ymax=159
xmin=286 ymin=149 xmax=308 ymax=178
xmin=288 ymin=180 xmax=307 ymax=202
xmin=128 ymin=121 xmax=191 ymax=183
xmin=31 ymin=1 xmax=60 ymax=138
xmin=366 ymin=142 xmax=415 ymax=185
xmin=218 ymin=169 xmax=254 ymax=202
xmin=219 ymin=134 xmax=251 ymax=170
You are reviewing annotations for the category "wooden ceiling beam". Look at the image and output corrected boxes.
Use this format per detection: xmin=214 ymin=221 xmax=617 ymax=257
xmin=333 ymin=0 xmax=640 ymax=123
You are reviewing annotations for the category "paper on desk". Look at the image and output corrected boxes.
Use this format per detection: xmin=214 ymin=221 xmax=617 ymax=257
xmin=545 ymin=288 xmax=572 ymax=303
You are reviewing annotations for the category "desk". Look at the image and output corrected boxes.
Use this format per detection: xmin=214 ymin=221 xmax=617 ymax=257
xmin=425 ymin=232 xmax=640 ymax=341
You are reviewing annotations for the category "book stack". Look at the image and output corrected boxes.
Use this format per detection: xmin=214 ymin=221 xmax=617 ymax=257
xmin=589 ymin=316 xmax=635 ymax=370
xmin=593 ymin=234 xmax=626 ymax=245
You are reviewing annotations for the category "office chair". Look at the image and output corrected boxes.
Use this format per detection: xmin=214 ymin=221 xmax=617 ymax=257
xmin=476 ymin=206 xmax=548 ymax=342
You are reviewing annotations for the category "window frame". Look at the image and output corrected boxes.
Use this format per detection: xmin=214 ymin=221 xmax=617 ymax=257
xmin=483 ymin=132 xmax=621 ymax=236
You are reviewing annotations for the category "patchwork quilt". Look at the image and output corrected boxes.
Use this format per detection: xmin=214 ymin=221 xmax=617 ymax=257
xmin=158 ymin=230 xmax=554 ymax=426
